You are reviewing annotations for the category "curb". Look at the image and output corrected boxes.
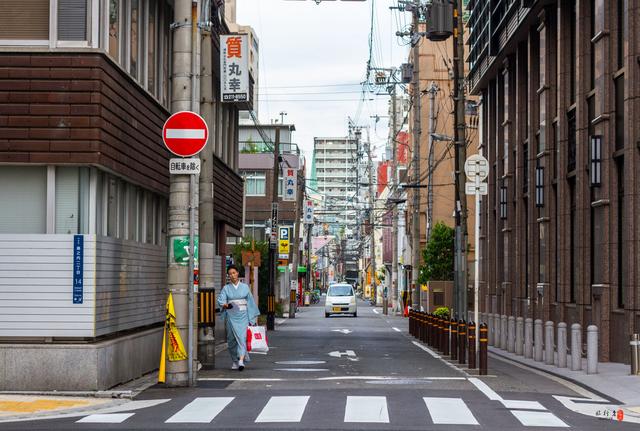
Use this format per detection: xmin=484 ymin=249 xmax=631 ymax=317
xmin=488 ymin=348 xmax=623 ymax=405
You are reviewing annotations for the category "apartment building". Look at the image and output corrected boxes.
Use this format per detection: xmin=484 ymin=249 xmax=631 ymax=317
xmin=0 ymin=0 xmax=245 ymax=389
xmin=468 ymin=0 xmax=639 ymax=363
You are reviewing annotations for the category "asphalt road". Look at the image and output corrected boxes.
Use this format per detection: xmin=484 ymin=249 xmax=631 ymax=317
xmin=1 ymin=299 xmax=635 ymax=430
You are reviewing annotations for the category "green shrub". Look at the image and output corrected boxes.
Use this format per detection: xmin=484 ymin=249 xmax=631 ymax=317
xmin=434 ymin=306 xmax=450 ymax=320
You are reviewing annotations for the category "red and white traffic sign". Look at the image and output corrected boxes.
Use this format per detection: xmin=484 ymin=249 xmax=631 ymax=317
xmin=162 ymin=111 xmax=209 ymax=157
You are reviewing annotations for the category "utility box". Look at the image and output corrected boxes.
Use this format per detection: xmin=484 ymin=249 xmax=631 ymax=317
xmin=425 ymin=0 xmax=454 ymax=42
xmin=401 ymin=63 xmax=413 ymax=83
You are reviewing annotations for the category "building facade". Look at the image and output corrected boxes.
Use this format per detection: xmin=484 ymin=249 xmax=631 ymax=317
xmin=0 ymin=0 xmax=244 ymax=389
xmin=468 ymin=0 xmax=639 ymax=363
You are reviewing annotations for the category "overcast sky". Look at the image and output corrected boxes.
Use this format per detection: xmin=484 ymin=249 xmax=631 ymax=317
xmin=236 ymin=0 xmax=411 ymax=163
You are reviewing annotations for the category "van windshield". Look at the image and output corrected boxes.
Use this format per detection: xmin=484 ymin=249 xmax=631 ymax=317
xmin=328 ymin=285 xmax=353 ymax=296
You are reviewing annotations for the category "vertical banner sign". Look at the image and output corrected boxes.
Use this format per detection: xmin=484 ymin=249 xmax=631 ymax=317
xmin=72 ymin=235 xmax=84 ymax=304
xmin=283 ymin=168 xmax=297 ymax=202
xmin=279 ymin=227 xmax=290 ymax=259
xmin=220 ymin=34 xmax=249 ymax=102
xmin=304 ymin=200 xmax=314 ymax=224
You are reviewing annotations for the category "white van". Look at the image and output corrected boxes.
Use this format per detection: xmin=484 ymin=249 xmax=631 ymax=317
xmin=324 ymin=283 xmax=357 ymax=317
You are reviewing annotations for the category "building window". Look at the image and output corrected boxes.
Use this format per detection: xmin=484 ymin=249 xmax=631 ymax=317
xmin=109 ymin=0 xmax=121 ymax=61
xmin=0 ymin=0 xmax=49 ymax=40
xmin=0 ymin=167 xmax=47 ymax=234
xmin=589 ymin=0 xmax=596 ymax=89
xmin=499 ymin=186 xmax=508 ymax=219
xmin=147 ymin=0 xmax=157 ymax=93
xmin=616 ymin=157 xmax=625 ymax=308
xmin=590 ymin=135 xmax=602 ymax=187
xmin=243 ymin=171 xmax=266 ymax=196
xmin=567 ymin=110 xmax=576 ymax=172
xmin=569 ymin=0 xmax=577 ymax=103
xmin=55 ymin=167 xmax=85 ymax=234
xmin=130 ymin=0 xmax=140 ymax=79
xmin=535 ymin=164 xmax=544 ymax=208
xmin=617 ymin=0 xmax=627 ymax=70
xmin=58 ymin=0 xmax=88 ymax=41
xmin=615 ymin=75 xmax=625 ymax=151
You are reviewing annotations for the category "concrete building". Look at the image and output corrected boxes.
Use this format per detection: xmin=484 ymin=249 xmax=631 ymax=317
xmin=0 ymin=0 xmax=245 ymax=390
xmin=467 ymin=0 xmax=639 ymax=363
xmin=405 ymin=25 xmax=479 ymax=310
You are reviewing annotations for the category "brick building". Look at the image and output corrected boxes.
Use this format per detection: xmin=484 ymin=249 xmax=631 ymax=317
xmin=468 ymin=0 xmax=639 ymax=362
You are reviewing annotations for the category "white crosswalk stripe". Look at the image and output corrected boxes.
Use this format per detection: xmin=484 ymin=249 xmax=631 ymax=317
xmin=165 ymin=397 xmax=235 ymax=423
xmin=255 ymin=396 xmax=310 ymax=422
xmin=344 ymin=396 xmax=389 ymax=423
xmin=71 ymin=394 xmax=575 ymax=427
xmin=423 ymin=397 xmax=479 ymax=425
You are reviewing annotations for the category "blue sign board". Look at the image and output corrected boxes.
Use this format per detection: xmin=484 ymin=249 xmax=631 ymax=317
xmin=73 ymin=235 xmax=84 ymax=304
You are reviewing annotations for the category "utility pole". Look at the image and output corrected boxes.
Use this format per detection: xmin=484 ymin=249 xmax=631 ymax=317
xmin=167 ymin=0 xmax=200 ymax=387
xmin=366 ymin=128 xmax=376 ymax=313
xmin=290 ymin=167 xmax=303 ymax=318
xmin=410 ymin=0 xmax=422 ymax=309
xmin=198 ymin=4 xmax=215 ymax=370
xmin=267 ymin=128 xmax=280 ymax=331
xmin=426 ymin=83 xmax=438 ymax=244
xmin=452 ymin=0 xmax=468 ymax=319
xmin=390 ymin=85 xmax=398 ymax=315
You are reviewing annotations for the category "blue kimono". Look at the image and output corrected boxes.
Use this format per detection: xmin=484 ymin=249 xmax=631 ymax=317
xmin=217 ymin=282 xmax=260 ymax=362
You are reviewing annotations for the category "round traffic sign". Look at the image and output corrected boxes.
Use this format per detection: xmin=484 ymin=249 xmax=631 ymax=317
xmin=162 ymin=111 xmax=209 ymax=157
xmin=464 ymin=154 xmax=489 ymax=180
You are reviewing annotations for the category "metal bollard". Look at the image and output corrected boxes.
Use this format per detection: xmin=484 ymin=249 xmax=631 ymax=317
xmin=557 ymin=322 xmax=567 ymax=368
xmin=587 ymin=325 xmax=598 ymax=374
xmin=468 ymin=321 xmax=476 ymax=369
xmin=524 ymin=318 xmax=534 ymax=358
xmin=571 ymin=323 xmax=582 ymax=371
xmin=426 ymin=314 xmax=432 ymax=345
xmin=544 ymin=321 xmax=555 ymax=365
xmin=479 ymin=323 xmax=488 ymax=375
xmin=443 ymin=319 xmax=450 ymax=356
xmin=534 ymin=319 xmax=544 ymax=362
xmin=458 ymin=320 xmax=467 ymax=365
xmin=508 ymin=316 xmax=516 ymax=353
xmin=409 ymin=310 xmax=414 ymax=336
xmin=500 ymin=315 xmax=508 ymax=350
xmin=451 ymin=319 xmax=458 ymax=360
xmin=422 ymin=313 xmax=428 ymax=343
xmin=439 ymin=317 xmax=445 ymax=352
xmin=516 ymin=317 xmax=524 ymax=356
xmin=630 ymin=334 xmax=640 ymax=375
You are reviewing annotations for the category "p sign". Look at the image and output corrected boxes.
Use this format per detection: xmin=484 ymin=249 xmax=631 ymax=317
xmin=163 ymin=111 xmax=209 ymax=157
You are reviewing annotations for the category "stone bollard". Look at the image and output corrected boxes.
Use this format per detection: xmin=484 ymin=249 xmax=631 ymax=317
xmin=571 ymin=323 xmax=582 ymax=371
xmin=500 ymin=315 xmax=508 ymax=350
xmin=544 ymin=321 xmax=555 ymax=365
xmin=534 ymin=319 xmax=544 ymax=362
xmin=508 ymin=316 xmax=516 ymax=353
xmin=587 ymin=325 xmax=598 ymax=374
xmin=524 ymin=318 xmax=533 ymax=358
xmin=516 ymin=317 xmax=524 ymax=356
xmin=557 ymin=322 xmax=567 ymax=368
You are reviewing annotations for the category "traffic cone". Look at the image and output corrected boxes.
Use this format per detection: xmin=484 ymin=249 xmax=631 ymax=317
xmin=403 ymin=304 xmax=409 ymax=317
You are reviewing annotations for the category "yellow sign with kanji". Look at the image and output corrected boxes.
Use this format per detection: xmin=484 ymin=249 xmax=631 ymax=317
xmin=158 ymin=292 xmax=187 ymax=383
xmin=279 ymin=239 xmax=290 ymax=255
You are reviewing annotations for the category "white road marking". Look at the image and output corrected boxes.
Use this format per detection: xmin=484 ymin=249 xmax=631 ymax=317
xmin=273 ymin=368 xmax=329 ymax=372
xmin=500 ymin=399 xmax=546 ymax=410
xmin=77 ymin=413 xmax=134 ymax=423
xmin=255 ymin=396 xmax=309 ymax=423
xmin=165 ymin=129 xmax=205 ymax=139
xmin=511 ymin=410 xmax=569 ymax=427
xmin=91 ymin=399 xmax=172 ymax=413
xmin=423 ymin=397 xmax=479 ymax=425
xmin=372 ymin=309 xmax=379 ymax=314
xmin=468 ymin=377 xmax=502 ymax=401
xmin=275 ymin=360 xmax=327 ymax=365
xmin=329 ymin=350 xmax=357 ymax=358
xmin=344 ymin=396 xmax=389 ymax=423
xmin=165 ymin=397 xmax=234 ymax=423
xmin=332 ymin=329 xmax=353 ymax=334
xmin=392 ymin=327 xmax=402 ymax=332
xmin=198 ymin=377 xmax=283 ymax=382
xmin=412 ymin=341 xmax=440 ymax=358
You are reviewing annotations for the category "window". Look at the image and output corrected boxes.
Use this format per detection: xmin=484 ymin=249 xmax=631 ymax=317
xmin=109 ymin=0 xmax=121 ymax=61
xmin=55 ymin=167 xmax=80 ymax=234
xmin=567 ymin=110 xmax=576 ymax=172
xmin=0 ymin=0 xmax=49 ymax=40
xmin=617 ymin=0 xmax=627 ymax=70
xmin=58 ymin=0 xmax=88 ymax=41
xmin=0 ymin=167 xmax=46 ymax=233
xmin=616 ymin=157 xmax=625 ymax=308
xmin=243 ymin=171 xmax=266 ymax=196
xmin=130 ymin=0 xmax=140 ymax=79
xmin=615 ymin=75 xmax=625 ymax=150
xmin=148 ymin=0 xmax=156 ymax=92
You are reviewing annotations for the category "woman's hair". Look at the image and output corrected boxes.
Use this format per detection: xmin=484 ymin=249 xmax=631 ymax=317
xmin=227 ymin=264 xmax=239 ymax=274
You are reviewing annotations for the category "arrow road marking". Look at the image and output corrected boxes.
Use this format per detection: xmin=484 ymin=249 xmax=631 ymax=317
xmin=166 ymin=129 xmax=205 ymax=139
xmin=328 ymin=350 xmax=358 ymax=361
xmin=331 ymin=329 xmax=353 ymax=334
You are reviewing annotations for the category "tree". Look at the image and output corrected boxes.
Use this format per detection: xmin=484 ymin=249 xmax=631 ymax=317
xmin=418 ymin=221 xmax=454 ymax=284
xmin=232 ymin=238 xmax=270 ymax=314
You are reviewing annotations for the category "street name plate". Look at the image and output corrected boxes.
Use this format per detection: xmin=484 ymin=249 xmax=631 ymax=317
xmin=169 ymin=158 xmax=201 ymax=174
xmin=465 ymin=182 xmax=488 ymax=195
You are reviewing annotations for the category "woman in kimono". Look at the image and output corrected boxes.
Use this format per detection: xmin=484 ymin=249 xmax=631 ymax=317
xmin=218 ymin=265 xmax=260 ymax=371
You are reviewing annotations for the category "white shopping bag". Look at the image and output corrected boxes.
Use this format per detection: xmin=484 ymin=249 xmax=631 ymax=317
xmin=246 ymin=325 xmax=269 ymax=354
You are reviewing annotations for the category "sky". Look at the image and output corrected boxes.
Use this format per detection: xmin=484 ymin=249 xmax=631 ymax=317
xmin=235 ymin=0 xmax=412 ymax=163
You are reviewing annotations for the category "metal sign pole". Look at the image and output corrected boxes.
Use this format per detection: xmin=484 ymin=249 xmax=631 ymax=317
xmin=188 ymin=173 xmax=195 ymax=386
xmin=474 ymin=174 xmax=480 ymax=356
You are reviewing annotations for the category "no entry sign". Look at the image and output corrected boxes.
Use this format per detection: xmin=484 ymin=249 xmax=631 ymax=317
xmin=162 ymin=111 xmax=209 ymax=157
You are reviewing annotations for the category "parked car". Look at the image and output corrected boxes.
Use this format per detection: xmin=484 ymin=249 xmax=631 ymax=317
xmin=324 ymin=283 xmax=357 ymax=317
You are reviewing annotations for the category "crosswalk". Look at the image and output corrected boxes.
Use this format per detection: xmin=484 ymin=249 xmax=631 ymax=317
xmin=75 ymin=395 xmax=569 ymax=427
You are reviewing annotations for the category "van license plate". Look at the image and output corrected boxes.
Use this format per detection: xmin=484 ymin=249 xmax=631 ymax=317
xmin=332 ymin=307 xmax=342 ymax=312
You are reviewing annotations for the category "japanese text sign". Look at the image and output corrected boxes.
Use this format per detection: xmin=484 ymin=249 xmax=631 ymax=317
xmin=304 ymin=200 xmax=314 ymax=225
xmin=72 ymin=235 xmax=83 ymax=304
xmin=220 ymin=34 xmax=249 ymax=103
xmin=283 ymin=168 xmax=297 ymax=202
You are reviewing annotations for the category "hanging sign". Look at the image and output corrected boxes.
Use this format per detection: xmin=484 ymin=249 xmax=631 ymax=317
xmin=220 ymin=34 xmax=249 ymax=102
xmin=283 ymin=168 xmax=297 ymax=202
xmin=304 ymin=200 xmax=314 ymax=224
